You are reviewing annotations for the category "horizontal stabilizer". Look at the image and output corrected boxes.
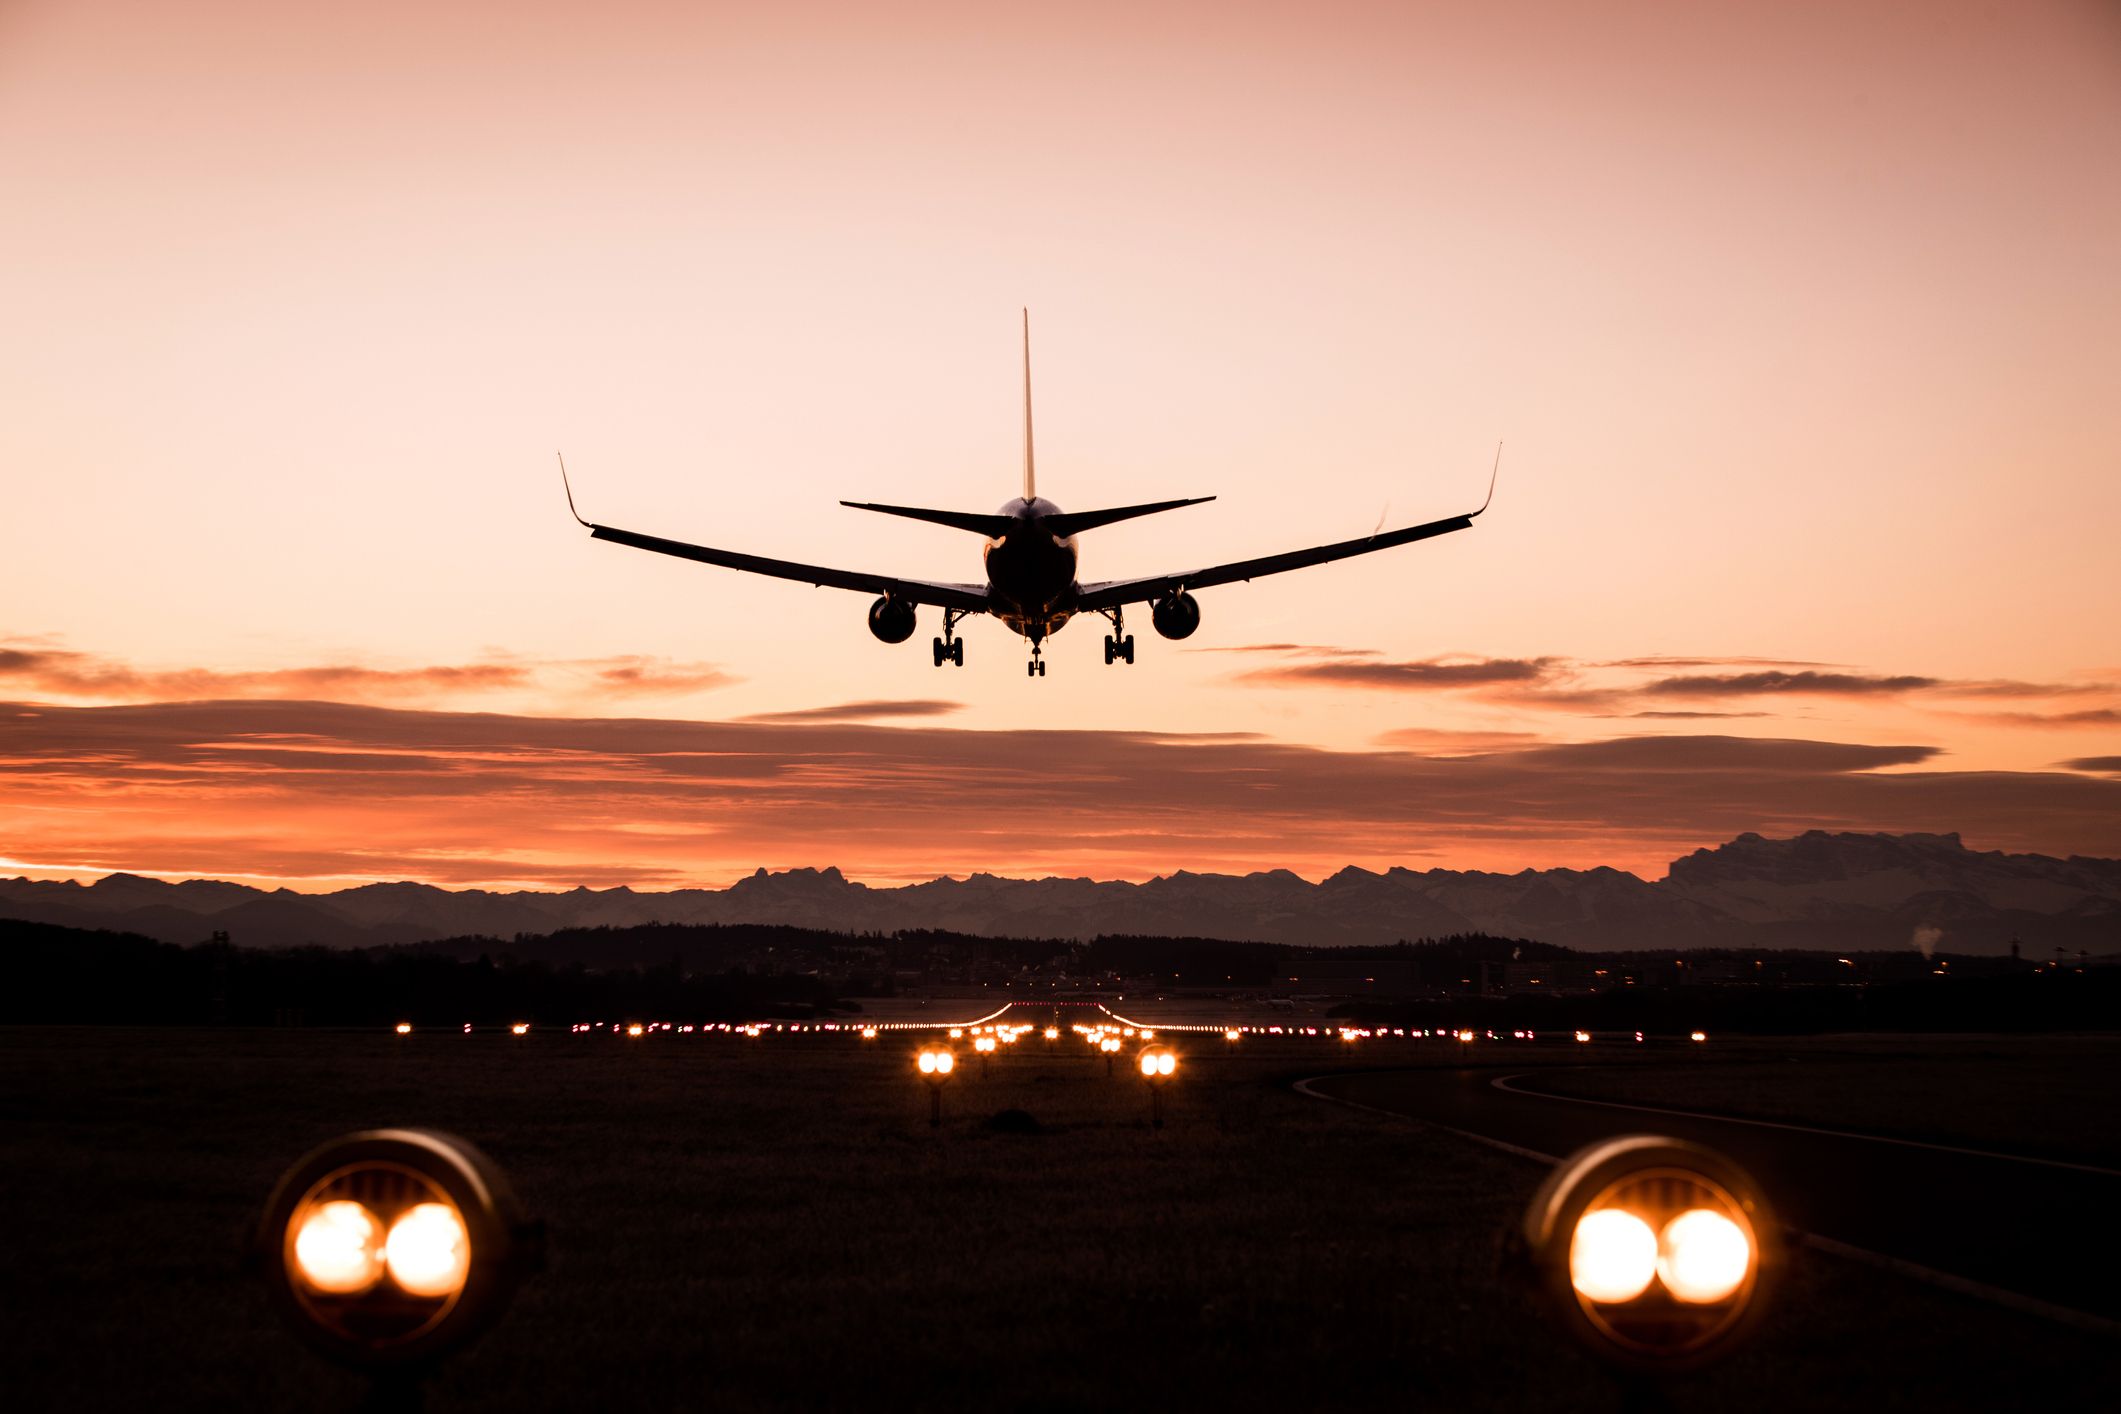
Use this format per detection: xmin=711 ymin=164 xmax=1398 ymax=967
xmin=840 ymin=501 xmax=1016 ymax=537
xmin=1045 ymin=496 xmax=1215 ymax=539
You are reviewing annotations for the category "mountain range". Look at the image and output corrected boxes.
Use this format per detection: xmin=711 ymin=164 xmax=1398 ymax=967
xmin=3 ymin=832 xmax=2116 ymax=956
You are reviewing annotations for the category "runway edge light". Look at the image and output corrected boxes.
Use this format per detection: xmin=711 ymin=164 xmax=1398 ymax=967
xmin=253 ymin=1128 xmax=543 ymax=1375
xmin=1512 ymin=1134 xmax=1777 ymax=1373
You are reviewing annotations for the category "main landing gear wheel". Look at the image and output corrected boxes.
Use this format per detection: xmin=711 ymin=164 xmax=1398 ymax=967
xmin=932 ymin=636 xmax=963 ymax=668
xmin=1103 ymin=634 xmax=1135 ymax=665
xmin=1027 ymin=643 xmax=1046 ymax=677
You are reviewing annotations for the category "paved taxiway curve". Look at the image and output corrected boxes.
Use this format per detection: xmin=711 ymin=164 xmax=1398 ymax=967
xmin=1301 ymin=1066 xmax=2121 ymax=1326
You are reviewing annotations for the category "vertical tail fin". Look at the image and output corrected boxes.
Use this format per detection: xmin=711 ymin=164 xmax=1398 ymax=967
xmin=1021 ymin=307 xmax=1036 ymax=502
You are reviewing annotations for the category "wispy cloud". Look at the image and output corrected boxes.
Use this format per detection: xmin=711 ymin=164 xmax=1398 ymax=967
xmin=2063 ymin=757 xmax=2121 ymax=774
xmin=1962 ymin=708 xmax=2121 ymax=730
xmin=1597 ymin=655 xmax=1843 ymax=670
xmin=1236 ymin=654 xmax=1557 ymax=690
xmin=0 ymin=644 xmax=734 ymax=705
xmin=741 ymin=700 xmax=964 ymax=723
xmin=1643 ymin=670 xmax=1939 ymax=697
xmin=1612 ymin=710 xmax=1772 ymax=719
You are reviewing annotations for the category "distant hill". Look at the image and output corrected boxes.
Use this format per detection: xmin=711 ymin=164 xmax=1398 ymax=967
xmin=3 ymin=831 xmax=2116 ymax=955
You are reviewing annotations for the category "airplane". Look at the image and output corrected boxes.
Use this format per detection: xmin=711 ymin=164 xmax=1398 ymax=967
xmin=560 ymin=312 xmax=1498 ymax=677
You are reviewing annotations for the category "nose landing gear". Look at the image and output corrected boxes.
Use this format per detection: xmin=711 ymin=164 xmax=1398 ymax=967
xmin=1026 ymin=642 xmax=1046 ymax=677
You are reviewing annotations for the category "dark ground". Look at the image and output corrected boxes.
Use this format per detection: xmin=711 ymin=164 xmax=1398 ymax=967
xmin=3 ymin=1025 xmax=2115 ymax=1412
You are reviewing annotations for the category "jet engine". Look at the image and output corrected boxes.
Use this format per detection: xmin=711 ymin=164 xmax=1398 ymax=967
xmin=867 ymin=596 xmax=917 ymax=644
xmin=1151 ymin=591 xmax=1201 ymax=640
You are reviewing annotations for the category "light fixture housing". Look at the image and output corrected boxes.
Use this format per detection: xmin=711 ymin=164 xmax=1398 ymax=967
xmin=256 ymin=1129 xmax=541 ymax=1371
xmin=1519 ymin=1135 xmax=1776 ymax=1371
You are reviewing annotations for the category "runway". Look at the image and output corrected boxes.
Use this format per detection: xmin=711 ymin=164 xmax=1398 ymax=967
xmin=1299 ymin=1065 xmax=2121 ymax=1328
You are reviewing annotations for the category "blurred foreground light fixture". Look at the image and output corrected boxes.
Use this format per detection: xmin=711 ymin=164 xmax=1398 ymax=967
xmin=1517 ymin=1136 xmax=1775 ymax=1372
xmin=1043 ymin=1027 xmax=1059 ymax=1041
xmin=394 ymin=1023 xmax=412 ymax=1036
xmin=510 ymin=1023 xmax=529 ymax=1037
xmin=256 ymin=1129 xmax=541 ymax=1378
xmin=861 ymin=1027 xmax=878 ymax=1040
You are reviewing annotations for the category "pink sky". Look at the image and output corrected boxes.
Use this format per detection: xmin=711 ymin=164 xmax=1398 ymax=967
xmin=2 ymin=1 xmax=2116 ymax=889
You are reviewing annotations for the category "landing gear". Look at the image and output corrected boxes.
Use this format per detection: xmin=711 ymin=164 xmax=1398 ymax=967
xmin=1027 ymin=640 xmax=1046 ymax=677
xmin=1099 ymin=608 xmax=1135 ymax=666
xmin=932 ymin=610 xmax=968 ymax=667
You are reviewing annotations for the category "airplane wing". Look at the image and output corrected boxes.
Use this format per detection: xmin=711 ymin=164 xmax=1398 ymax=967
xmin=1074 ymin=453 xmax=1499 ymax=613
xmin=562 ymin=463 xmax=990 ymax=613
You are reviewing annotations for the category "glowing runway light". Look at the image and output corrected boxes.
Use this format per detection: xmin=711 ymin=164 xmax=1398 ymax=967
xmin=626 ymin=1024 xmax=644 ymax=1038
xmin=861 ymin=1027 xmax=878 ymax=1040
xmin=1575 ymin=1031 xmax=1592 ymax=1043
xmin=386 ymin=1203 xmax=471 ymax=1298
xmin=1225 ymin=1029 xmax=1241 ymax=1042
xmin=293 ymin=1201 xmax=385 ymax=1295
xmin=1569 ymin=1209 xmax=1659 ymax=1303
xmin=1690 ymin=1031 xmax=1708 ymax=1043
xmin=394 ymin=1023 xmax=412 ymax=1035
xmin=1658 ymin=1209 xmax=1751 ymax=1304
xmin=510 ymin=1023 xmax=529 ymax=1036
xmin=1044 ymin=1028 xmax=1059 ymax=1041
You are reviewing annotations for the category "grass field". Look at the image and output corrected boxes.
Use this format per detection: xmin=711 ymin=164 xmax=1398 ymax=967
xmin=1512 ymin=1034 xmax=2121 ymax=1168
xmin=3 ymin=1025 xmax=2116 ymax=1412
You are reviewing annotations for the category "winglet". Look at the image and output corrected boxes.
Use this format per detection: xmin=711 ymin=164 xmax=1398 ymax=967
xmin=1472 ymin=441 xmax=1501 ymax=517
xmin=1021 ymin=308 xmax=1036 ymax=503
xmin=558 ymin=452 xmax=591 ymax=528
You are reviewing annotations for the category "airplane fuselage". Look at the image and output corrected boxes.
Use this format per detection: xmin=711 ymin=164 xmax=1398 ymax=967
xmin=983 ymin=497 xmax=1078 ymax=642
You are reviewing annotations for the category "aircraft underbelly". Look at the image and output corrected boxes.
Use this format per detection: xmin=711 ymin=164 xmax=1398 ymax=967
xmin=985 ymin=533 xmax=1077 ymax=640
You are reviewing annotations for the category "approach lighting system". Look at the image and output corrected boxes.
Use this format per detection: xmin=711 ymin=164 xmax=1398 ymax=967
xmin=1518 ymin=1135 xmax=1776 ymax=1371
xmin=1137 ymin=1043 xmax=1178 ymax=1128
xmin=256 ymin=1129 xmax=540 ymax=1373
xmin=916 ymin=1044 xmax=957 ymax=1126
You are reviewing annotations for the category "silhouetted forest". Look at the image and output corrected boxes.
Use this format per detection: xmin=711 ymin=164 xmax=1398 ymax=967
xmin=2 ymin=916 xmax=2109 ymax=1030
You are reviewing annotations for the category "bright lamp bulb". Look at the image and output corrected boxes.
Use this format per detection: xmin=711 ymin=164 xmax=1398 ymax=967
xmin=292 ymin=1200 xmax=385 ymax=1295
xmin=385 ymin=1202 xmax=470 ymax=1298
xmin=935 ymin=1052 xmax=954 ymax=1074
xmin=1658 ymin=1208 xmax=1751 ymax=1303
xmin=1156 ymin=1054 xmax=1175 ymax=1075
xmin=1570 ymin=1208 xmax=1658 ymax=1303
xmin=1139 ymin=1055 xmax=1158 ymax=1076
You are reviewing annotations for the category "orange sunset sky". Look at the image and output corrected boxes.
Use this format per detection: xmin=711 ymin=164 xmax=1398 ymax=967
xmin=2 ymin=0 xmax=2117 ymax=890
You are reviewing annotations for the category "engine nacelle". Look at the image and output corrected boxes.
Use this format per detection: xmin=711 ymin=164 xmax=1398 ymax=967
xmin=867 ymin=596 xmax=917 ymax=644
xmin=1151 ymin=591 xmax=1201 ymax=640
